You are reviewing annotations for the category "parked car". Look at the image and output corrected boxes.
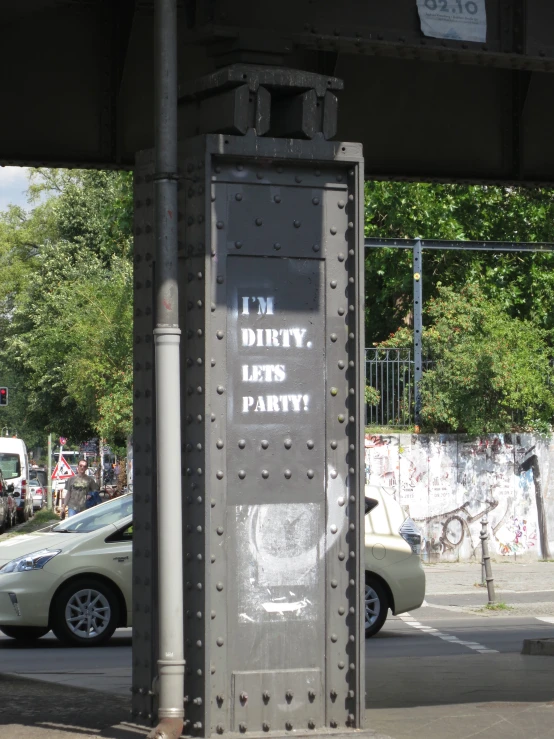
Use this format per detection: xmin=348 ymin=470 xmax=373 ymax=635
xmin=27 ymin=479 xmax=46 ymax=511
xmin=364 ymin=485 xmax=426 ymax=637
xmin=29 ymin=467 xmax=48 ymax=490
xmin=0 ymin=494 xmax=133 ymax=645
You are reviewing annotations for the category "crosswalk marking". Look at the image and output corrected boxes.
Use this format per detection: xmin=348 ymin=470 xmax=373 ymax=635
xmin=398 ymin=613 xmax=499 ymax=653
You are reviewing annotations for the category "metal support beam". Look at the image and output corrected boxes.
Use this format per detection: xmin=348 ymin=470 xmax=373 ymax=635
xmin=149 ymin=1 xmax=185 ymax=738
xmin=412 ymin=240 xmax=423 ymax=429
xmin=365 ymin=237 xmax=554 ymax=252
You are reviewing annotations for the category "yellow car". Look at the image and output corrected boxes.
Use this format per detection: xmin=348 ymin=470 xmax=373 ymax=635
xmin=364 ymin=485 xmax=426 ymax=637
xmin=0 ymin=495 xmax=133 ymax=646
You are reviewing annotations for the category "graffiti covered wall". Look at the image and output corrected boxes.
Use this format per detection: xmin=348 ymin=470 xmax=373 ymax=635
xmin=365 ymin=433 xmax=554 ymax=562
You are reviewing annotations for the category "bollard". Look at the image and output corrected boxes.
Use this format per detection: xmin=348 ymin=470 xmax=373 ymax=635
xmin=480 ymin=517 xmax=496 ymax=605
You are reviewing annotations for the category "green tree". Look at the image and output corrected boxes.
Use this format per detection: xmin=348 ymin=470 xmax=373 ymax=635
xmin=365 ymin=182 xmax=554 ymax=343
xmin=381 ymin=284 xmax=554 ymax=434
xmin=3 ymin=169 xmax=133 ymax=446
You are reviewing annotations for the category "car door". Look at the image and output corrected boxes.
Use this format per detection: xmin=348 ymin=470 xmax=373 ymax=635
xmin=103 ymin=522 xmax=133 ymax=622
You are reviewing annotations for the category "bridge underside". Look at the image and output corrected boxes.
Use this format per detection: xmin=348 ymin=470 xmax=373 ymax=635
xmin=2 ymin=0 xmax=554 ymax=183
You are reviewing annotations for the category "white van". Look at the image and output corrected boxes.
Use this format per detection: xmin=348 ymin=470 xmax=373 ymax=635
xmin=0 ymin=437 xmax=33 ymax=522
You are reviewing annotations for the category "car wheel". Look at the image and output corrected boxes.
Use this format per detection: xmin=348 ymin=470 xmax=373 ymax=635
xmin=0 ymin=626 xmax=50 ymax=641
xmin=0 ymin=515 xmax=5 ymax=535
xmin=52 ymin=579 xmax=120 ymax=647
xmin=365 ymin=574 xmax=389 ymax=638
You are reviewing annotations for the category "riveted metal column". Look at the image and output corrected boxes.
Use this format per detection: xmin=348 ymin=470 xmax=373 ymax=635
xmin=413 ymin=240 xmax=423 ymax=428
xmin=150 ymin=0 xmax=185 ymax=737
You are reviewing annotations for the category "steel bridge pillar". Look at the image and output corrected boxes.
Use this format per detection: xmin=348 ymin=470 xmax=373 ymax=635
xmin=132 ymin=63 xmax=366 ymax=737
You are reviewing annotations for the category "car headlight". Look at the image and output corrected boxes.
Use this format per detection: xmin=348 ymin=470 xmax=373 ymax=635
xmin=399 ymin=518 xmax=422 ymax=555
xmin=0 ymin=549 xmax=61 ymax=574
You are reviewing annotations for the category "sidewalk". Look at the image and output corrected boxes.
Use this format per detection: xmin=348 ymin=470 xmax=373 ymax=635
xmin=421 ymin=560 xmax=554 ymax=618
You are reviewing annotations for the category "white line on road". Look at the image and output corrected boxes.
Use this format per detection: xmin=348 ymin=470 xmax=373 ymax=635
xmin=536 ymin=616 xmax=554 ymax=624
xmin=398 ymin=613 xmax=499 ymax=653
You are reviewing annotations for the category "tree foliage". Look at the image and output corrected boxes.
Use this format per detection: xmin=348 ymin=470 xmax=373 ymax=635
xmin=0 ymin=169 xmax=133 ymax=450
xmin=365 ymin=182 xmax=554 ymax=343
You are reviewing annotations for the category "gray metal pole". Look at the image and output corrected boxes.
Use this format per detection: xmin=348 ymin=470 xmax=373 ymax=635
xmin=480 ymin=517 xmax=496 ymax=605
xmin=413 ymin=239 xmax=423 ymax=428
xmin=46 ymin=433 xmax=52 ymax=510
xmin=148 ymin=1 xmax=184 ymax=738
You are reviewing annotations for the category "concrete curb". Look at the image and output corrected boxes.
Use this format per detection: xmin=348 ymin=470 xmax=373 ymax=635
xmin=521 ymin=638 xmax=554 ymax=656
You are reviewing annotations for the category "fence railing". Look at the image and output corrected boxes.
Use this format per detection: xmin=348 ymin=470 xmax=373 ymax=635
xmin=365 ymin=347 xmax=434 ymax=427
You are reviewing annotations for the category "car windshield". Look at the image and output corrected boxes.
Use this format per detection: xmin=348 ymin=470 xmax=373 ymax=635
xmin=52 ymin=494 xmax=133 ymax=534
xmin=0 ymin=453 xmax=20 ymax=480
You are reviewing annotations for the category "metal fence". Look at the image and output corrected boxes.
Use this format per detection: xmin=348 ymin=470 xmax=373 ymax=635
xmin=365 ymin=347 xmax=434 ymax=427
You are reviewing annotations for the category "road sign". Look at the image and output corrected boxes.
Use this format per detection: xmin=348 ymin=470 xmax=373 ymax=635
xmin=51 ymin=455 xmax=74 ymax=480
xmin=59 ymin=436 xmax=67 ymax=446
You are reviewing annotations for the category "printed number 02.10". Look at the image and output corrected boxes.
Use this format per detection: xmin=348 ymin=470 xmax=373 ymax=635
xmin=424 ymin=0 xmax=478 ymax=14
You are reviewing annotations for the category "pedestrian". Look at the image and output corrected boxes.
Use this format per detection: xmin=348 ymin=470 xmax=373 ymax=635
xmin=64 ymin=459 xmax=100 ymax=517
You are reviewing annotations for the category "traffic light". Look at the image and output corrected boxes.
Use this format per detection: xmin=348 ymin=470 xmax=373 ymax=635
xmin=0 ymin=388 xmax=7 ymax=406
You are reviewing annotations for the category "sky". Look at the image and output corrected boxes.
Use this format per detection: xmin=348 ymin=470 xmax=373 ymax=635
xmin=0 ymin=166 xmax=31 ymax=211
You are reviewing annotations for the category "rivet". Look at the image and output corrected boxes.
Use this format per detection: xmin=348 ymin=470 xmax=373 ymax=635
xmin=237 ymin=163 xmax=244 ymax=171
xmin=349 ymin=304 xmax=355 ymax=312
xmin=255 ymin=218 xmax=263 ymax=226
xmin=217 ymin=386 xmax=225 ymax=394
xmin=349 ymin=276 xmax=355 ymax=284
xmin=197 ymin=329 xmax=203 ymax=337
xmin=330 ymin=634 xmax=338 ymax=642
xmin=348 ymin=690 xmax=355 ymax=698
xmin=312 ymin=197 xmax=320 ymax=205
xmin=196 ymin=525 xmax=203 ymax=533
xmin=330 ymin=524 xmax=338 ymax=534
xmin=338 ymin=661 xmax=345 ymax=669
xmin=331 ymin=579 xmax=338 ymax=588
xmin=273 ymin=242 xmax=281 ymax=250
xmin=235 ymin=241 xmax=243 ymax=249
xmin=338 ymin=551 xmax=345 ymax=560
xmin=307 ymin=469 xmax=314 ymax=479
xmin=216 ymin=221 xmax=224 ymax=230
xmin=349 ymin=360 xmax=355 ymax=368
xmin=330 ymin=280 xmax=337 ymax=289
xmin=330 ymin=226 xmax=337 ymax=235
xmin=350 ymin=663 xmax=355 ymax=670
xmin=331 ymin=470 xmax=338 ymax=479
xmin=349 ymin=332 xmax=355 ymax=340
xmin=211 ymin=499 xmax=216 ymax=507
xmin=338 ymin=497 xmax=345 ymax=506
xmin=349 ymin=415 xmax=355 ymax=422
xmin=238 ymin=439 xmax=246 ymax=449
xmin=216 ymin=330 xmax=224 ymax=339
xmin=349 ymin=607 xmax=355 ymax=614
xmin=196 ymin=582 xmax=203 ymax=590
xmin=308 ymin=690 xmax=316 ymax=700
xmin=295 ymin=175 xmax=302 ymax=183
xmin=217 ymin=527 xmax=224 ymax=535
xmin=286 ymin=723 xmax=293 ymax=731
xmin=330 ymin=720 xmax=338 ymax=728
xmin=338 ymin=414 xmax=345 ymax=422
xmin=349 ymin=468 xmax=356 ymax=475
xmin=330 ymin=440 xmax=338 ymax=449
xmin=284 ymin=470 xmax=292 ymax=479
xmin=330 ymin=333 xmax=337 ymax=342
xmin=330 ymin=689 xmax=337 ymax=698
xmin=212 ymin=304 xmax=216 ymax=312
xmin=238 ymin=470 xmax=246 ymax=479
xmin=307 ymin=440 xmax=314 ymax=449
xmin=349 ymin=249 xmax=355 ymax=256
xmin=216 ymin=582 xmax=224 ymax=591
xmin=217 ymin=726 xmax=224 ymax=734
xmin=217 ymin=439 xmax=224 ymax=449
xmin=338 ymin=360 xmax=345 ymax=369
xmin=261 ymin=440 xmax=269 ymax=449
xmin=293 ymin=220 xmax=301 ymax=228
xmin=274 ymin=195 xmax=281 ymax=203
xmin=217 ymin=275 xmax=224 ymax=284
xmin=338 ymin=606 xmax=345 ymax=615
xmin=284 ymin=438 xmax=292 ymax=449
xmin=338 ymin=253 xmax=345 ymax=262
xmin=286 ymin=691 xmax=294 ymax=700
xmin=239 ymin=724 xmax=247 ymax=733
xmin=312 ymin=244 xmax=320 ymax=252
xmin=330 ymin=387 xmax=338 ymax=396
xmin=262 ymin=723 xmax=270 ymax=732
xmin=338 ymin=200 xmax=345 ymax=209
xmin=350 ymin=495 xmax=356 ymax=503
xmin=263 ymin=691 xmax=271 ymax=701
xmin=349 ymin=389 xmax=355 ymax=396
xmin=217 ymin=637 xmax=224 ymax=646
xmin=235 ymin=193 xmax=243 ymax=201
xmin=261 ymin=470 xmax=269 ymax=479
